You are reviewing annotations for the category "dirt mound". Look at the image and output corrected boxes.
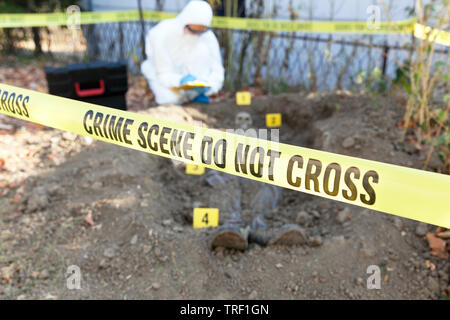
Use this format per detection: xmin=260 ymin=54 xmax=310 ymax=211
xmin=0 ymin=92 xmax=448 ymax=300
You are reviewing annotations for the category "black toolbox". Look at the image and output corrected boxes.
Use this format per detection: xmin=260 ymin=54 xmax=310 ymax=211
xmin=45 ymin=60 xmax=128 ymax=110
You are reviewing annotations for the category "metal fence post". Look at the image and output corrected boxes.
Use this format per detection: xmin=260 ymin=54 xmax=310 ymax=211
xmin=83 ymin=0 xmax=99 ymax=60
xmin=382 ymin=42 xmax=389 ymax=76
xmin=138 ymin=0 xmax=146 ymax=61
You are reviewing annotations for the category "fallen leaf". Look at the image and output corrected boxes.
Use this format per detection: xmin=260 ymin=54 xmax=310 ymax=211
xmin=397 ymin=118 xmax=415 ymax=129
xmin=0 ymin=158 xmax=5 ymax=171
xmin=25 ymin=123 xmax=44 ymax=131
xmin=84 ymin=212 xmax=94 ymax=226
xmin=425 ymin=260 xmax=436 ymax=271
xmin=436 ymin=230 xmax=450 ymax=239
xmin=0 ymin=263 xmax=16 ymax=283
xmin=426 ymin=232 xmax=448 ymax=259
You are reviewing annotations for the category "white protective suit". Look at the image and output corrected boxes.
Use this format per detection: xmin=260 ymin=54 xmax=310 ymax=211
xmin=141 ymin=1 xmax=225 ymax=105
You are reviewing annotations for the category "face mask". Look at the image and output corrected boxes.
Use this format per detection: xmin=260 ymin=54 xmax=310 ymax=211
xmin=185 ymin=25 xmax=208 ymax=36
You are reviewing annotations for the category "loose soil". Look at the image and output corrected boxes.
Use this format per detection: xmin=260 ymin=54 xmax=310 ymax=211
xmin=0 ymin=79 xmax=448 ymax=300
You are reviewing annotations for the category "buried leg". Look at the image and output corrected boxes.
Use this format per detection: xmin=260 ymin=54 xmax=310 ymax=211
xmin=247 ymin=182 xmax=306 ymax=246
xmin=205 ymin=171 xmax=249 ymax=250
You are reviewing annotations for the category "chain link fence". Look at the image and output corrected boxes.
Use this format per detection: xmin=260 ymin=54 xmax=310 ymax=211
xmin=2 ymin=17 xmax=449 ymax=94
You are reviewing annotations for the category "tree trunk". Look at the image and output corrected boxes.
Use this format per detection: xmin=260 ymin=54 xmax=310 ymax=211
xmin=32 ymin=27 xmax=42 ymax=56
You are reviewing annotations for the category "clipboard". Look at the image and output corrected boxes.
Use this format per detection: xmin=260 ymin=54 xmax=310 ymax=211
xmin=172 ymin=80 xmax=211 ymax=91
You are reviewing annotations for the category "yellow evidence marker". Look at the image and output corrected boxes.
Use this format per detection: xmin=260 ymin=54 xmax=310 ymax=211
xmin=236 ymin=91 xmax=251 ymax=105
xmin=185 ymin=164 xmax=205 ymax=175
xmin=266 ymin=113 xmax=282 ymax=127
xmin=193 ymin=208 xmax=219 ymax=229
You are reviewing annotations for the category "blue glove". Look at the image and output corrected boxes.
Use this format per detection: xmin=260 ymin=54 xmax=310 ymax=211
xmin=192 ymin=94 xmax=210 ymax=104
xmin=180 ymin=74 xmax=196 ymax=85
xmin=193 ymin=86 xmax=211 ymax=95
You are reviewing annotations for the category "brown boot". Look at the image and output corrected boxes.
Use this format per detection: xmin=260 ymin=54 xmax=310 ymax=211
xmin=249 ymin=224 xmax=306 ymax=247
xmin=270 ymin=224 xmax=307 ymax=246
xmin=210 ymin=225 xmax=249 ymax=251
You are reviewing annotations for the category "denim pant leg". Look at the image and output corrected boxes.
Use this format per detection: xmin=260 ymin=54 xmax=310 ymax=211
xmin=240 ymin=179 xmax=282 ymax=231
xmin=205 ymin=171 xmax=243 ymax=226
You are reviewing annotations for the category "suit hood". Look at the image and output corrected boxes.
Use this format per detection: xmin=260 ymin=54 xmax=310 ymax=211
xmin=177 ymin=0 xmax=213 ymax=27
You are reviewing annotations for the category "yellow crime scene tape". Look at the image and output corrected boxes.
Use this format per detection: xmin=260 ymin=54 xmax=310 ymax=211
xmin=0 ymin=83 xmax=449 ymax=228
xmin=0 ymin=10 xmax=448 ymax=46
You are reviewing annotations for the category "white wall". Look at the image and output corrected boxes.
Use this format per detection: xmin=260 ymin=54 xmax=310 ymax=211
xmin=87 ymin=0 xmax=189 ymax=12
xmin=87 ymin=0 xmax=414 ymax=21
xmin=83 ymin=0 xmax=447 ymax=90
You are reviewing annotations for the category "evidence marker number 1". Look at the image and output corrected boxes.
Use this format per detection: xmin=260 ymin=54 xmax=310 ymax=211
xmin=236 ymin=91 xmax=251 ymax=105
xmin=193 ymin=208 xmax=219 ymax=229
